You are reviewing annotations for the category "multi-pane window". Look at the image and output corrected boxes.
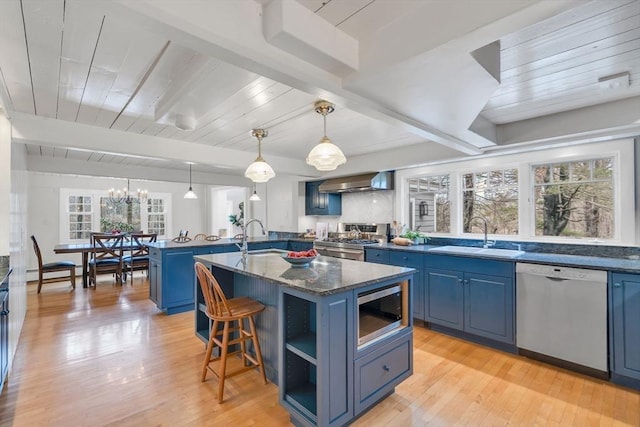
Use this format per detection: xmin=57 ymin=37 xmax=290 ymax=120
xmin=99 ymin=198 xmax=142 ymax=232
xmin=462 ymin=168 xmax=519 ymax=235
xmin=408 ymin=175 xmax=450 ymax=233
xmin=61 ymin=189 xmax=170 ymax=242
xmin=533 ymin=157 xmax=614 ymax=239
xmin=68 ymin=195 xmax=93 ymax=240
xmin=147 ymin=198 xmax=166 ymax=236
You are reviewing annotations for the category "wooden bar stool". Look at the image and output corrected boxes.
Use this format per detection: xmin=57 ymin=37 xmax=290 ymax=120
xmin=194 ymin=262 xmax=267 ymax=403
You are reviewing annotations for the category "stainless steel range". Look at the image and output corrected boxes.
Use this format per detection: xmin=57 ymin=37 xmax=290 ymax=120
xmin=314 ymin=223 xmax=389 ymax=261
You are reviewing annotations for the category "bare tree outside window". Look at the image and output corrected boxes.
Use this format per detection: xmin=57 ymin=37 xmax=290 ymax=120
xmin=462 ymin=168 xmax=519 ymax=235
xmin=534 ymin=158 xmax=614 ymax=239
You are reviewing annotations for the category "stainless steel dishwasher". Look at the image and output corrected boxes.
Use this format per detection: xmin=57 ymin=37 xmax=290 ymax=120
xmin=516 ymin=263 xmax=608 ymax=375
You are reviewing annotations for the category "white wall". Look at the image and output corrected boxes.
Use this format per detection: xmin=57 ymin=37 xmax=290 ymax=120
xmin=0 ymin=113 xmax=10 ymax=255
xmin=9 ymin=141 xmax=28 ymax=377
xmin=209 ymin=186 xmax=248 ymax=237
xmin=266 ymin=176 xmax=302 ymax=232
xmin=27 ymin=172 xmax=208 ymax=274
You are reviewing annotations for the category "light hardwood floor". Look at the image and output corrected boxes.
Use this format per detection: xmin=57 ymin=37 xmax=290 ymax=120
xmin=0 ymin=276 xmax=638 ymax=426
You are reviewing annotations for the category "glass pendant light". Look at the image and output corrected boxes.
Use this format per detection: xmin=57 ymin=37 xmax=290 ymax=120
xmin=245 ymin=129 xmax=275 ymax=183
xmin=306 ymin=100 xmax=346 ymax=171
xmin=249 ymin=184 xmax=261 ymax=201
xmin=184 ymin=163 xmax=198 ymax=199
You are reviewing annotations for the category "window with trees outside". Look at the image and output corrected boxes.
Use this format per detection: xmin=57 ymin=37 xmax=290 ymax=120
xmin=408 ymin=175 xmax=450 ymax=233
xmin=533 ymin=157 xmax=614 ymax=239
xmin=60 ymin=188 xmax=170 ymax=243
xmin=462 ymin=168 xmax=519 ymax=235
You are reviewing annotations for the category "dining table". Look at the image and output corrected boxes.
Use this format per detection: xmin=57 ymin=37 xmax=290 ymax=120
xmin=53 ymin=240 xmax=140 ymax=288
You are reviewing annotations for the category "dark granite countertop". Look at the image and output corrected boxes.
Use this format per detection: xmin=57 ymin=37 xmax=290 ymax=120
xmin=194 ymin=252 xmax=415 ymax=296
xmin=367 ymin=242 xmax=640 ymax=274
xmin=148 ymin=236 xmax=286 ymax=250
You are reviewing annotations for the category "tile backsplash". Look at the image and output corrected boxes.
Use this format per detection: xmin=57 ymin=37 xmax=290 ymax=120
xmin=340 ymin=190 xmax=394 ymax=223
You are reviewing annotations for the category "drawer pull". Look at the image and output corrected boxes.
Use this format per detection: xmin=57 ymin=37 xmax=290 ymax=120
xmin=383 ymin=364 xmax=390 ymax=372
xmin=613 ymin=283 xmax=621 ymax=288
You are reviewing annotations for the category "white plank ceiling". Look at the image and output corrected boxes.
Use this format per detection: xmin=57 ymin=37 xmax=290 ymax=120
xmin=1 ymin=0 xmax=638 ymax=180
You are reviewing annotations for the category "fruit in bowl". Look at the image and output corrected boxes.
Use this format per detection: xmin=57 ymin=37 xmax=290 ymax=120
xmin=282 ymin=249 xmax=318 ymax=267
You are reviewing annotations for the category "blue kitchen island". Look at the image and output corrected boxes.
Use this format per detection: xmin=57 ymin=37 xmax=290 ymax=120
xmin=194 ymin=251 xmax=415 ymax=427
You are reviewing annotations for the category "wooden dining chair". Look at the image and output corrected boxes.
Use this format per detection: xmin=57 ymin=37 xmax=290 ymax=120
xmin=31 ymin=235 xmax=76 ymax=293
xmin=89 ymin=233 xmax=124 ymax=287
xmin=194 ymin=262 xmax=267 ymax=403
xmin=193 ymin=233 xmax=207 ymax=241
xmin=123 ymin=233 xmax=157 ymax=284
xmin=233 ymin=234 xmax=244 ymax=240
xmin=205 ymin=235 xmax=221 ymax=241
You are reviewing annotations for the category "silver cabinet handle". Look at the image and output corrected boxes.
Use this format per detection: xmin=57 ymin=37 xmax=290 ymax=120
xmin=383 ymin=365 xmax=390 ymax=372
xmin=613 ymin=283 xmax=621 ymax=288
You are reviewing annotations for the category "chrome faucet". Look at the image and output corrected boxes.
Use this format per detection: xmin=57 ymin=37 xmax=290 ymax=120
xmin=235 ymin=219 xmax=266 ymax=256
xmin=470 ymin=216 xmax=495 ymax=248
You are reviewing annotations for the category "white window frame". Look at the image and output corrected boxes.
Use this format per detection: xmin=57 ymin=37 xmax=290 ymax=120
xmin=59 ymin=189 xmax=172 ymax=243
xmin=394 ymin=139 xmax=635 ymax=245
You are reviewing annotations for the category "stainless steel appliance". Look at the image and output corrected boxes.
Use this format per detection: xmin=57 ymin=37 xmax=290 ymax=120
xmin=357 ymin=282 xmax=407 ymax=347
xmin=516 ymin=263 xmax=608 ymax=375
xmin=313 ymin=223 xmax=389 ymax=261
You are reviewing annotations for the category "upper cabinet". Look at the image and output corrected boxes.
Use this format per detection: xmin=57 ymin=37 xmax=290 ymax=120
xmin=305 ymin=180 xmax=342 ymax=216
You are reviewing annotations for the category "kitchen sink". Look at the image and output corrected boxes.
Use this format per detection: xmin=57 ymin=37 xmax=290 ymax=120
xmin=247 ymin=249 xmax=288 ymax=256
xmin=428 ymin=246 xmax=524 ymax=258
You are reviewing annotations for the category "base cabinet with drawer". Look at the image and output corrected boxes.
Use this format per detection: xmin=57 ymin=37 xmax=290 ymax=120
xmin=425 ymin=255 xmax=515 ymax=345
xmin=279 ymin=278 xmax=413 ymax=427
xmin=610 ymin=272 xmax=640 ymax=388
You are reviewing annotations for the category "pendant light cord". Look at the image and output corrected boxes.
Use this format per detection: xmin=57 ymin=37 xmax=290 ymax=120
xmin=189 ymin=164 xmax=192 ymax=188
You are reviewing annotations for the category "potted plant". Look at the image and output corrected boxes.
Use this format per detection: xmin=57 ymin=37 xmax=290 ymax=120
xmin=401 ymin=230 xmax=429 ymax=245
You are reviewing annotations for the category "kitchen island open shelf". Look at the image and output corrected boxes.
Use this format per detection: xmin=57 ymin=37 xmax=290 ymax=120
xmin=194 ymin=251 xmax=415 ymax=427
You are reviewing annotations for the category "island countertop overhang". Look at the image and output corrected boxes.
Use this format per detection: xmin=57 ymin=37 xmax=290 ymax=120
xmin=194 ymin=252 xmax=415 ymax=296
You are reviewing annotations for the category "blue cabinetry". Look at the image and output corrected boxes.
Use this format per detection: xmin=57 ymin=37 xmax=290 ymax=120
xmin=280 ymin=287 xmax=353 ymax=427
xmin=389 ymin=251 xmax=425 ymax=320
xmin=305 ymin=181 xmax=341 ymax=216
xmin=248 ymin=241 xmax=288 ymax=251
xmin=610 ymin=272 xmax=640 ymax=388
xmin=364 ymin=248 xmax=389 ymax=264
xmin=288 ymin=241 xmax=314 ymax=252
xmin=425 ymin=255 xmax=515 ymax=345
xmin=150 ymin=244 xmax=235 ymax=315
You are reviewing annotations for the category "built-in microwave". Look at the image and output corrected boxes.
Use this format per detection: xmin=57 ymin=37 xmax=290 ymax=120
xmin=357 ymin=281 xmax=408 ymax=347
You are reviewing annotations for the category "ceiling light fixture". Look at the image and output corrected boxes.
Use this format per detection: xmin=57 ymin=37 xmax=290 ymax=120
xmin=249 ymin=184 xmax=261 ymax=201
xmin=306 ymin=100 xmax=346 ymax=171
xmin=245 ymin=129 xmax=275 ymax=183
xmin=108 ymin=179 xmax=148 ymax=205
xmin=184 ymin=163 xmax=198 ymax=199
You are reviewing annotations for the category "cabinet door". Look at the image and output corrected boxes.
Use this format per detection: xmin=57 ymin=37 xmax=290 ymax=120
xmin=305 ymin=181 xmax=342 ymax=215
xmin=365 ymin=248 xmax=389 ymax=264
xmin=149 ymin=257 xmax=161 ymax=304
xmin=288 ymin=241 xmax=313 ymax=252
xmin=611 ymin=273 xmax=640 ymax=380
xmin=389 ymin=251 xmax=425 ymax=320
xmin=425 ymin=269 xmax=463 ymax=330
xmin=464 ymin=273 xmax=514 ymax=344
xmin=162 ymin=249 xmax=196 ymax=312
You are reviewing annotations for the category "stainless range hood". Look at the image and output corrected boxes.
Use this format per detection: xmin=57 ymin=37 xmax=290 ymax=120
xmin=318 ymin=171 xmax=394 ymax=193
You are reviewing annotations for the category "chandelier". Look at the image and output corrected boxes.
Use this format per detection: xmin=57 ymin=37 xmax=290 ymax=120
xmin=108 ymin=179 xmax=148 ymax=204
xmin=245 ymin=129 xmax=275 ymax=183
xmin=306 ymin=100 xmax=346 ymax=171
